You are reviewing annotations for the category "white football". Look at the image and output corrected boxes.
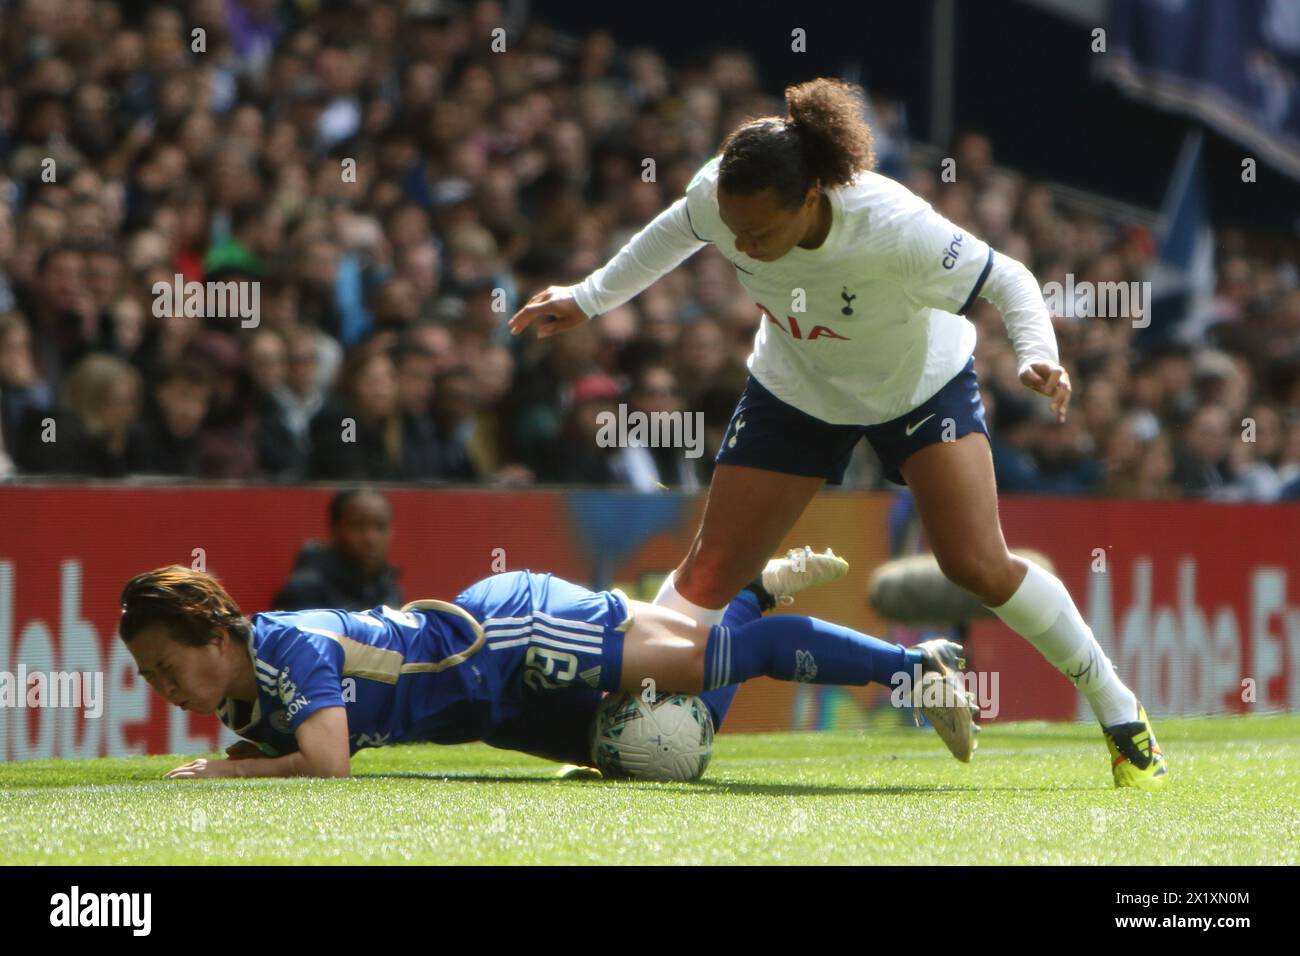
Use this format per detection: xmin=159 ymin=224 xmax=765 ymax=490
xmin=590 ymin=691 xmax=714 ymax=782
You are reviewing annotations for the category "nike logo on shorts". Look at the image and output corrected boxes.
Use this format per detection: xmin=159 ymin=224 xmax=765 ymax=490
xmin=904 ymin=413 xmax=936 ymax=437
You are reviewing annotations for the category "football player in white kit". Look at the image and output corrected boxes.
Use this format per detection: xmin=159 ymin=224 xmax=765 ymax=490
xmin=510 ymin=78 xmax=1166 ymax=790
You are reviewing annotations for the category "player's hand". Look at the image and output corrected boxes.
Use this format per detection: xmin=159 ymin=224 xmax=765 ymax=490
xmin=225 ymin=740 xmax=263 ymax=760
xmin=1019 ymin=361 xmax=1071 ymax=423
xmin=508 ymin=286 xmax=590 ymax=338
xmin=163 ymin=757 xmax=240 ymax=779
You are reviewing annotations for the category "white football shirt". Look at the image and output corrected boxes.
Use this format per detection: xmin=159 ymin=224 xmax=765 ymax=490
xmin=570 ymin=155 xmax=1055 ymax=425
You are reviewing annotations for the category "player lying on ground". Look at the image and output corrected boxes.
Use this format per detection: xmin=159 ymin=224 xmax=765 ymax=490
xmin=119 ymin=549 xmax=978 ymax=779
xmin=509 ymin=77 xmax=1165 ymax=790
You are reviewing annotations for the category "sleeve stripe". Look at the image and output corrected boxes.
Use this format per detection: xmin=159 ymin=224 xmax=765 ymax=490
xmin=684 ymin=203 xmax=707 ymax=242
xmin=958 ymin=247 xmax=994 ymax=315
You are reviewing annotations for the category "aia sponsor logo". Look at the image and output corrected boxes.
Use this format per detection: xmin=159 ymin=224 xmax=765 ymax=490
xmin=755 ymin=301 xmax=850 ymax=341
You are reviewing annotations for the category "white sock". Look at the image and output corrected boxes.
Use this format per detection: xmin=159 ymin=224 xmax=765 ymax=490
xmin=986 ymin=559 xmax=1138 ymax=726
xmin=653 ymin=570 xmax=727 ymax=628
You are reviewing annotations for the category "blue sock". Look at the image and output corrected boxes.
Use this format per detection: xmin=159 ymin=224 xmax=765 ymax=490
xmin=697 ymin=589 xmax=763 ymax=730
xmin=703 ymin=614 xmax=924 ymax=690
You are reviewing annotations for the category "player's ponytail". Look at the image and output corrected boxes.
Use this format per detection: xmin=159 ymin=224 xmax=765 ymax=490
xmin=718 ymin=77 xmax=875 ymax=208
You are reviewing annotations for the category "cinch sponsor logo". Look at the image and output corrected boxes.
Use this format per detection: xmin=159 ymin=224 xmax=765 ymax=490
xmin=942 ymin=232 xmax=964 ymax=269
xmin=49 ymin=886 xmax=151 ymax=936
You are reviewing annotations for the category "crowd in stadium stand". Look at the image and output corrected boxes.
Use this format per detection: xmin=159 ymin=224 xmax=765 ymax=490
xmin=1 ymin=0 xmax=1299 ymax=500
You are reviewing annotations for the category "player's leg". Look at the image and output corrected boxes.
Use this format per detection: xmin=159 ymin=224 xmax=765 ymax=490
xmin=696 ymin=546 xmax=852 ymax=729
xmin=694 ymin=587 xmax=763 ymax=730
xmin=623 ymin=601 xmax=909 ymax=692
xmin=657 ymin=463 xmax=824 ymax=623
xmin=618 ymin=599 xmax=978 ymax=760
xmin=896 ymin=412 xmax=1165 ymax=788
xmin=484 ymin=587 xmax=773 ymax=768
xmin=654 ymin=374 xmax=861 ymax=625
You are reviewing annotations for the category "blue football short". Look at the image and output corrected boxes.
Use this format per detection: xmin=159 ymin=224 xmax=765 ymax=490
xmin=456 ymin=572 xmax=632 ymax=765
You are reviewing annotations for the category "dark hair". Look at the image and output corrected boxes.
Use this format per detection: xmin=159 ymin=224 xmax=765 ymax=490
xmin=229 ymin=201 xmax=265 ymax=236
xmin=338 ymin=341 xmax=396 ymax=402
xmin=119 ymin=566 xmax=250 ymax=647
xmin=156 ymin=357 xmax=214 ymax=391
xmin=36 ymin=244 xmax=84 ymax=275
xmin=718 ymin=78 xmax=875 ymax=208
xmin=388 ymin=341 xmax=436 ymax=368
xmin=329 ymin=487 xmax=389 ymax=526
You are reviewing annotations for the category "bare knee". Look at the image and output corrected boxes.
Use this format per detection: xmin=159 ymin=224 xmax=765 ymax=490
xmin=675 ymin=547 xmax=763 ymax=609
xmin=937 ymin=550 xmax=1022 ymax=606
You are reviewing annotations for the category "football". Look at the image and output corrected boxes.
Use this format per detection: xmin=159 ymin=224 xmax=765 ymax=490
xmin=591 ymin=691 xmax=714 ymax=781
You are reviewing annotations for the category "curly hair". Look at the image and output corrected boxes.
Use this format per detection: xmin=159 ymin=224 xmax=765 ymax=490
xmin=718 ymin=77 xmax=876 ymax=208
xmin=119 ymin=565 xmax=251 ymax=648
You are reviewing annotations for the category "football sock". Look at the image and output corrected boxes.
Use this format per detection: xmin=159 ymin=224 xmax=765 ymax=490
xmin=702 ymin=614 xmax=923 ymax=690
xmin=697 ymin=587 xmax=763 ymax=729
xmin=986 ymin=558 xmax=1138 ymax=726
xmin=653 ymin=569 xmax=727 ymax=628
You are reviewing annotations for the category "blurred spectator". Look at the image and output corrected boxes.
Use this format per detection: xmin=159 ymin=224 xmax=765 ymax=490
xmin=0 ymin=312 xmax=53 ymax=443
xmin=988 ymin=387 xmax=1047 ymax=494
xmin=1171 ymin=404 xmax=1231 ymax=498
xmin=429 ymin=364 xmax=480 ymax=481
xmin=673 ymin=316 xmax=745 ymax=408
xmin=16 ymin=351 xmax=146 ymax=477
xmin=554 ymin=371 xmax=623 ymax=484
xmin=256 ymin=325 xmax=327 ymax=478
xmin=273 ymin=488 xmax=404 ymax=612
xmin=0 ymin=1 xmax=1293 ymax=499
xmin=508 ymin=322 xmax=600 ymax=476
xmin=189 ymin=331 xmax=258 ymax=479
xmin=17 ymin=245 xmax=100 ymax=386
xmin=135 ymin=357 xmax=213 ymax=476
xmin=1132 ymin=432 xmax=1180 ymax=499
xmin=465 ymin=344 xmax=520 ymax=479
xmin=1034 ymin=417 xmax=1101 ymax=494
xmin=245 ymin=328 xmax=307 ymax=481
xmin=309 ymin=341 xmax=455 ymax=481
xmin=609 ymin=362 xmax=701 ymax=492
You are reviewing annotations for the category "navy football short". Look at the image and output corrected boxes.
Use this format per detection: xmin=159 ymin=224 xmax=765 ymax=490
xmin=714 ymin=353 xmax=990 ymax=486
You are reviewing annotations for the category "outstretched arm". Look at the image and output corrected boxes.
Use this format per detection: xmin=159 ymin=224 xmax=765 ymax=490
xmin=509 ymin=197 xmax=707 ymax=337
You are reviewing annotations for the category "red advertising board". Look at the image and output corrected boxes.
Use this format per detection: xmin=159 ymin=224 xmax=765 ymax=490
xmin=0 ymin=485 xmax=1297 ymax=760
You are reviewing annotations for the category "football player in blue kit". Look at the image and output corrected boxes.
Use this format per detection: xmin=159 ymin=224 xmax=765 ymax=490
xmin=120 ymin=548 xmax=978 ymax=780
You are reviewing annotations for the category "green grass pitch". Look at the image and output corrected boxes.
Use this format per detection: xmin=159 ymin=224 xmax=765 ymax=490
xmin=1 ymin=714 xmax=1296 ymax=865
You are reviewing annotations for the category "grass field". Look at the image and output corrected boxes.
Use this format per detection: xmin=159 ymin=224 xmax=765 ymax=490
xmin=1 ymin=714 xmax=1296 ymax=865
